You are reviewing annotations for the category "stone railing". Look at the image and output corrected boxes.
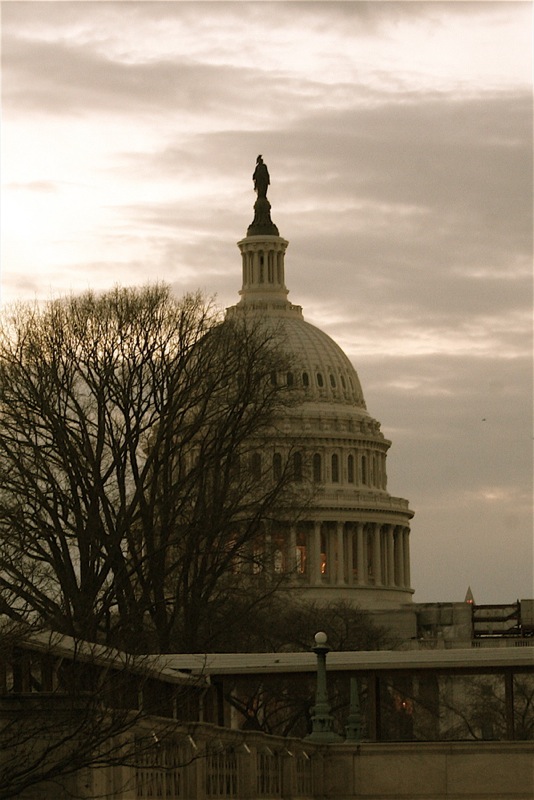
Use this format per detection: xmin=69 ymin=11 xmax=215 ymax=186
xmin=16 ymin=717 xmax=534 ymax=799
xmin=84 ymin=725 xmax=534 ymax=800
xmin=92 ymin=723 xmax=319 ymax=800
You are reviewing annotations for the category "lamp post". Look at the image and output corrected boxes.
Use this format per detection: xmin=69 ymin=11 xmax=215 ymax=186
xmin=345 ymin=676 xmax=363 ymax=741
xmin=306 ymin=631 xmax=342 ymax=743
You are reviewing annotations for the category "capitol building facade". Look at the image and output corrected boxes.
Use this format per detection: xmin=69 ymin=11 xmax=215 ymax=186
xmin=226 ymin=159 xmax=415 ymax=632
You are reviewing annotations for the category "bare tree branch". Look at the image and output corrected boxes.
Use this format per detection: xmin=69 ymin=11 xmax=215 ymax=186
xmin=0 ymin=285 xmax=306 ymax=652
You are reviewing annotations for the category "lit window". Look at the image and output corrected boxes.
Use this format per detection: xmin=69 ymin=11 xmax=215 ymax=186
xmin=321 ymin=530 xmax=328 ymax=574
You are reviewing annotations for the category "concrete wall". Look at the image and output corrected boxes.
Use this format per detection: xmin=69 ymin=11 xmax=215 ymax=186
xmin=327 ymin=741 xmax=534 ymax=800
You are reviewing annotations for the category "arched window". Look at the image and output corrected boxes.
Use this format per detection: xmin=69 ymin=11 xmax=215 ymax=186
xmin=273 ymin=452 xmax=283 ymax=481
xmin=287 ymin=371 xmax=294 ymax=387
xmin=329 ymin=374 xmax=336 ymax=388
xmin=231 ymin=456 xmax=241 ymax=482
xmin=302 ymin=372 xmax=309 ymax=387
xmin=347 ymin=454 xmax=355 ymax=483
xmin=313 ymin=453 xmax=322 ymax=482
xmin=331 ymin=453 xmax=339 ymax=483
xmin=251 ymin=453 xmax=262 ymax=482
xmin=316 ymin=373 xmax=324 ymax=388
xmin=340 ymin=375 xmax=347 ymax=390
xmin=361 ymin=455 xmax=368 ymax=485
xmin=270 ymin=371 xmax=277 ymax=386
xmin=293 ymin=451 xmax=303 ymax=481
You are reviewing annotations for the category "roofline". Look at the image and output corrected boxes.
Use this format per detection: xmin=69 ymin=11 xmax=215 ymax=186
xmin=15 ymin=630 xmax=205 ymax=686
xmin=161 ymin=646 xmax=534 ymax=677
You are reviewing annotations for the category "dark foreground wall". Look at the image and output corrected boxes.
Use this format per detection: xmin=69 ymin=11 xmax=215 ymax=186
xmin=327 ymin=741 xmax=534 ymax=799
xmin=18 ymin=724 xmax=534 ymax=799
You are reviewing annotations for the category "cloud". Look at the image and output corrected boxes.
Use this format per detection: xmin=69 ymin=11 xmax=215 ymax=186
xmin=367 ymin=350 xmax=533 ymax=603
xmin=6 ymin=180 xmax=60 ymax=193
xmin=2 ymin=35 xmax=264 ymax=123
xmin=361 ymin=351 xmax=532 ymax=580
xmin=1 ymin=0 xmax=531 ymax=604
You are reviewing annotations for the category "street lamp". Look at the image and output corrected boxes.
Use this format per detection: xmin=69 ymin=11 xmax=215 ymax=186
xmin=306 ymin=631 xmax=342 ymax=743
xmin=345 ymin=676 xmax=363 ymax=741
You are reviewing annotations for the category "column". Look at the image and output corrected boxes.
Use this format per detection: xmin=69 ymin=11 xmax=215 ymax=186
xmin=387 ymin=525 xmax=395 ymax=588
xmin=327 ymin=526 xmax=336 ymax=584
xmin=394 ymin=526 xmax=405 ymax=587
xmin=380 ymin=526 xmax=387 ymax=583
xmin=403 ymin=528 xmax=411 ymax=589
xmin=356 ymin=523 xmax=365 ymax=585
xmin=264 ymin=526 xmax=272 ymax=575
xmin=253 ymin=250 xmax=260 ymax=284
xmin=313 ymin=521 xmax=322 ymax=584
xmin=372 ymin=523 xmax=382 ymax=586
xmin=346 ymin=526 xmax=354 ymax=586
xmin=336 ymin=522 xmax=345 ymax=585
xmin=289 ymin=525 xmax=297 ymax=573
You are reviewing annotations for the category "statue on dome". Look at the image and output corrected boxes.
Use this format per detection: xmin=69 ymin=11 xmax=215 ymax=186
xmin=247 ymin=155 xmax=279 ymax=236
xmin=253 ymin=155 xmax=270 ymax=199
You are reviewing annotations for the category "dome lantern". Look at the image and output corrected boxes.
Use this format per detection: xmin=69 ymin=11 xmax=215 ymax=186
xmin=233 ymin=155 xmax=299 ymax=314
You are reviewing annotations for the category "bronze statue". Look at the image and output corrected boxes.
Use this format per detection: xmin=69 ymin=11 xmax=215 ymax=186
xmin=247 ymin=155 xmax=279 ymax=236
xmin=253 ymin=155 xmax=270 ymax=199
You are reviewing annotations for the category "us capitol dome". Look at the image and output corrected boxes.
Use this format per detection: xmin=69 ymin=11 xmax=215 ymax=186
xmin=226 ymin=157 xmax=415 ymax=632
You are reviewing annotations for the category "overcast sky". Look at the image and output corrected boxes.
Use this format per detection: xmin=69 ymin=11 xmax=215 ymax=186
xmin=2 ymin=1 xmax=532 ymax=605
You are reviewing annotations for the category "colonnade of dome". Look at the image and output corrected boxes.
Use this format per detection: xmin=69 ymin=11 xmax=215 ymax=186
xmin=266 ymin=519 xmax=411 ymax=594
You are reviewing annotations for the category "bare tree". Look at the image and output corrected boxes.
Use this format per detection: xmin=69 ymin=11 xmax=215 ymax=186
xmin=221 ymin=599 xmax=390 ymax=737
xmin=0 ymin=285 xmax=304 ymax=653
xmin=0 ymin=620 xmax=202 ymax=799
xmin=437 ymin=673 xmax=534 ymax=741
